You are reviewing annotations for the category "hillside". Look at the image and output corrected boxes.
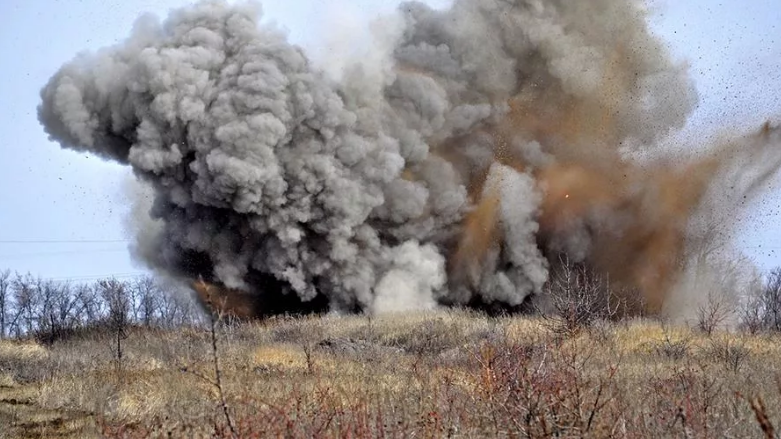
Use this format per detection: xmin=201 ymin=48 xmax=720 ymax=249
xmin=0 ymin=311 xmax=780 ymax=438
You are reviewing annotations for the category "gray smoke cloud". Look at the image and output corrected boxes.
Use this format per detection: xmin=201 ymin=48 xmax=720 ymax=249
xmin=38 ymin=0 xmax=780 ymax=317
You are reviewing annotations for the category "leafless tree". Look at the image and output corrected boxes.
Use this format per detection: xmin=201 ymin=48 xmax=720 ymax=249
xmin=32 ymin=282 xmax=83 ymax=344
xmin=761 ymin=268 xmax=781 ymax=331
xmin=11 ymin=273 xmax=38 ymax=336
xmin=52 ymin=283 xmax=80 ymax=331
xmin=157 ymin=288 xmax=182 ymax=329
xmin=35 ymin=279 xmax=58 ymax=338
xmin=737 ymin=268 xmax=781 ymax=333
xmin=131 ymin=276 xmax=160 ymax=327
xmin=0 ymin=270 xmax=10 ymax=338
xmin=73 ymin=283 xmax=100 ymax=325
xmin=97 ymin=278 xmax=131 ymax=369
xmin=740 ymin=284 xmax=766 ymax=335
xmin=0 ymin=270 xmax=208 ymax=338
xmin=176 ymin=290 xmax=208 ymax=328
xmin=154 ymin=283 xmax=206 ymax=329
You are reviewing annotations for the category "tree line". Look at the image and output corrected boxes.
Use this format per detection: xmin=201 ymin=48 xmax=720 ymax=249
xmin=0 ymin=270 xmax=206 ymax=341
xmin=739 ymin=267 xmax=781 ymax=333
xmin=3 ymin=264 xmax=781 ymax=342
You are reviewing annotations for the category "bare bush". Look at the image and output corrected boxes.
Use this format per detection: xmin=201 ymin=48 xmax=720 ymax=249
xmin=654 ymin=324 xmax=691 ymax=360
xmin=540 ymin=256 xmax=620 ymax=336
xmin=696 ymin=289 xmax=734 ymax=336
xmin=705 ymin=338 xmax=750 ymax=373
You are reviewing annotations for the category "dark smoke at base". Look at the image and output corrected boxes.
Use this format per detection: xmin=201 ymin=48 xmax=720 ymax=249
xmin=39 ymin=0 xmax=781 ymax=319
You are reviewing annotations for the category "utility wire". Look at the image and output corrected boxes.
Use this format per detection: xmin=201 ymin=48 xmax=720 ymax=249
xmin=1 ymin=238 xmax=780 ymax=248
xmin=0 ymin=248 xmax=129 ymax=260
xmin=0 ymin=239 xmax=130 ymax=244
xmin=0 ymin=272 xmax=149 ymax=284
xmin=47 ymin=272 xmax=149 ymax=282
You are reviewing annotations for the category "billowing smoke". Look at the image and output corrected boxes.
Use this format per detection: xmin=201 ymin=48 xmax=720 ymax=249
xmin=38 ymin=0 xmax=781 ymax=318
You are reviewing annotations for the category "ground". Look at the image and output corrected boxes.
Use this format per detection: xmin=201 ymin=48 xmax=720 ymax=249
xmin=0 ymin=310 xmax=779 ymax=438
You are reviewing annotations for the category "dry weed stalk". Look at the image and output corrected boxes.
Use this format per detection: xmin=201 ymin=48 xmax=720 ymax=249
xmin=178 ymin=277 xmax=238 ymax=438
xmin=736 ymin=392 xmax=776 ymax=439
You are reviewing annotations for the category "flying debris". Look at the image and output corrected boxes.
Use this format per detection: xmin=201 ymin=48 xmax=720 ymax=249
xmin=38 ymin=0 xmax=781 ymax=318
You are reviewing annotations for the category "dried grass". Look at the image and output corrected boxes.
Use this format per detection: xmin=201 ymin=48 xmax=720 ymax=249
xmin=2 ymin=310 xmax=781 ymax=437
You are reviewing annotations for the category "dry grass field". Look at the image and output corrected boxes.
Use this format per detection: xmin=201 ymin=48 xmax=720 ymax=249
xmin=1 ymin=310 xmax=780 ymax=438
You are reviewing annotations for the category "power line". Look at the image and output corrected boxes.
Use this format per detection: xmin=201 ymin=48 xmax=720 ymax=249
xmin=0 ymin=272 xmax=150 ymax=284
xmin=0 ymin=239 xmax=130 ymax=244
xmin=1 ymin=239 xmax=779 ymax=246
xmin=0 ymin=248 xmax=129 ymax=260
xmin=47 ymin=272 xmax=149 ymax=282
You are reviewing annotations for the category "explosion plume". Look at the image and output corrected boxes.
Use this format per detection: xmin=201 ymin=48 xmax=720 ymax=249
xmin=38 ymin=0 xmax=781 ymax=318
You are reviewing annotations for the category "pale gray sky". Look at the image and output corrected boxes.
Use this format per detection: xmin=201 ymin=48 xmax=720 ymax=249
xmin=0 ymin=0 xmax=778 ymax=282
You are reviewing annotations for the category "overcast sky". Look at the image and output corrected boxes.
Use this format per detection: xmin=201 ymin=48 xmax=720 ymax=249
xmin=0 ymin=0 xmax=779 ymax=282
